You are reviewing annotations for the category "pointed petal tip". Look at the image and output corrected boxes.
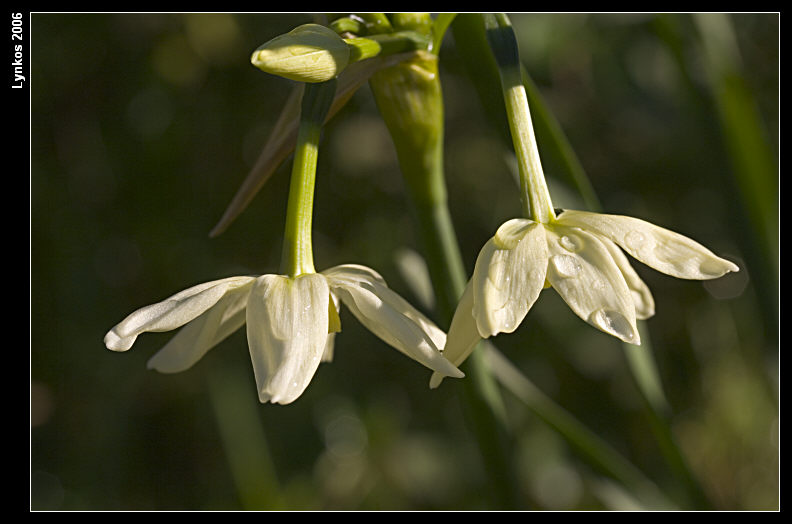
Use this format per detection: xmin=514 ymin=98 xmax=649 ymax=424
xmin=428 ymin=368 xmax=464 ymax=389
xmin=257 ymin=388 xmax=299 ymax=405
xmin=445 ymin=366 xmax=466 ymax=379
xmin=145 ymin=355 xmax=189 ymax=374
xmin=104 ymin=330 xmax=134 ymax=352
xmin=698 ymin=256 xmax=740 ymax=279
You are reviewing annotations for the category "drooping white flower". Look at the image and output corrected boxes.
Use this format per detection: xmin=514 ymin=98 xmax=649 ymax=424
xmin=430 ymin=19 xmax=739 ymax=388
xmin=430 ymin=211 xmax=739 ymax=388
xmin=105 ymin=264 xmax=463 ymax=404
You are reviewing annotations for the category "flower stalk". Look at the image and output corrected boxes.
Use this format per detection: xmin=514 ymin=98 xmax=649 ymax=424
xmin=280 ymin=79 xmax=336 ymax=278
xmin=484 ymin=13 xmax=555 ymax=224
xmin=344 ymin=31 xmax=431 ymax=64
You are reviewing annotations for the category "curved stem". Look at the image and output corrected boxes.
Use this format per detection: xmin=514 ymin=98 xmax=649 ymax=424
xmin=280 ymin=80 xmax=336 ymax=277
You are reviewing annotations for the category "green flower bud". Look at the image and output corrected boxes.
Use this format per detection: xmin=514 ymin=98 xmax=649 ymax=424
xmin=251 ymin=24 xmax=350 ymax=83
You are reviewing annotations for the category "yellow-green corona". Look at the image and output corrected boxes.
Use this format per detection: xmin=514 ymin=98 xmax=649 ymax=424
xmin=251 ymin=24 xmax=350 ymax=83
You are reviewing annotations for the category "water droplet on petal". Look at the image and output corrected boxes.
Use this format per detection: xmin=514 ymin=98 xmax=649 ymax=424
xmin=559 ymin=235 xmax=582 ymax=252
xmin=624 ymin=231 xmax=646 ymax=251
xmin=550 ymin=254 xmax=582 ymax=278
xmin=588 ymin=309 xmax=636 ymax=343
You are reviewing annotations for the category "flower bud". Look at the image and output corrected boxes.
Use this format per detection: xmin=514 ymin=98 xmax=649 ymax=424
xmin=251 ymin=24 xmax=350 ymax=83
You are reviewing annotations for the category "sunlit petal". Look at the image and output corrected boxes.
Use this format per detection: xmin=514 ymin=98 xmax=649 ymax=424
xmin=104 ymin=276 xmax=256 ymax=352
xmin=147 ymin=282 xmax=253 ymax=373
xmin=471 ymin=218 xmax=547 ymax=338
xmin=246 ymin=274 xmax=330 ymax=405
xmin=599 ymin=237 xmax=655 ymax=320
xmin=321 ymin=333 xmax=336 ymax=363
xmin=430 ymin=280 xmax=480 ymax=389
xmin=324 ymin=264 xmax=463 ymax=380
xmin=557 ymin=210 xmax=739 ymax=279
xmin=322 ymin=291 xmax=342 ymax=363
xmin=546 ymin=225 xmax=640 ymax=344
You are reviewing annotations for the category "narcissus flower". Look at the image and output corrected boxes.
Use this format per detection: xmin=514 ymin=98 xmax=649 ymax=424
xmin=430 ymin=210 xmax=738 ymax=388
xmin=105 ymin=264 xmax=463 ymax=404
xmin=430 ymin=14 xmax=739 ymax=388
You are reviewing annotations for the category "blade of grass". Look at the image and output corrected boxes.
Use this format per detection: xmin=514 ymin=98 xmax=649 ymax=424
xmin=207 ymin=359 xmax=283 ymax=510
xmin=482 ymin=341 xmax=676 ymax=510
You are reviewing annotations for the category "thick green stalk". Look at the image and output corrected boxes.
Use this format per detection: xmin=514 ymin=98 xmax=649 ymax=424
xmin=369 ymin=51 xmax=518 ymax=509
xmin=368 ymin=51 xmax=464 ymax=315
xmin=280 ymin=80 xmax=336 ymax=277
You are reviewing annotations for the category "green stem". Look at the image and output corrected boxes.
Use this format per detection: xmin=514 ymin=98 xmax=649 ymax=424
xmin=280 ymin=80 xmax=337 ymax=278
xmin=369 ymin=51 xmax=518 ymax=509
xmin=344 ymin=31 xmax=431 ymax=63
xmin=356 ymin=13 xmax=392 ymax=34
xmin=484 ymin=14 xmax=555 ymax=224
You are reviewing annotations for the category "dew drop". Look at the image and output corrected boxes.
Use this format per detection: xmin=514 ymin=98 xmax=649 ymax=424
xmin=559 ymin=235 xmax=582 ymax=252
xmin=624 ymin=231 xmax=646 ymax=251
xmin=588 ymin=309 xmax=636 ymax=343
xmin=550 ymin=254 xmax=582 ymax=278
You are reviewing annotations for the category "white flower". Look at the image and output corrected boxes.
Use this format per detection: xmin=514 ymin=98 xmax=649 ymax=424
xmin=430 ymin=210 xmax=739 ymax=388
xmin=105 ymin=264 xmax=463 ymax=404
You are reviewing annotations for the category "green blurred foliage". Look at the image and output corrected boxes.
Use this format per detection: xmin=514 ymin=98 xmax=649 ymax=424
xmin=31 ymin=13 xmax=778 ymax=510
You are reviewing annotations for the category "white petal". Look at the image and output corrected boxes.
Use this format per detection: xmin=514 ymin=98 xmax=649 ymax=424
xmin=322 ymin=263 xmax=388 ymax=286
xmin=430 ymin=280 xmax=480 ymax=389
xmin=545 ymin=225 xmax=641 ymax=344
xmin=104 ymin=276 xmax=256 ymax=352
xmin=556 ymin=210 xmax=740 ymax=279
xmin=471 ymin=219 xmax=548 ymax=338
xmin=322 ymin=291 xmax=342 ymax=363
xmin=599 ymin=237 xmax=655 ymax=320
xmin=321 ymin=333 xmax=336 ymax=363
xmin=324 ymin=264 xmax=463 ymax=380
xmin=246 ymin=274 xmax=330 ymax=405
xmin=147 ymin=281 xmax=253 ymax=373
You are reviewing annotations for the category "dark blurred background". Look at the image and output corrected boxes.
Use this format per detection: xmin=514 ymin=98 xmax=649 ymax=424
xmin=30 ymin=13 xmax=778 ymax=510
